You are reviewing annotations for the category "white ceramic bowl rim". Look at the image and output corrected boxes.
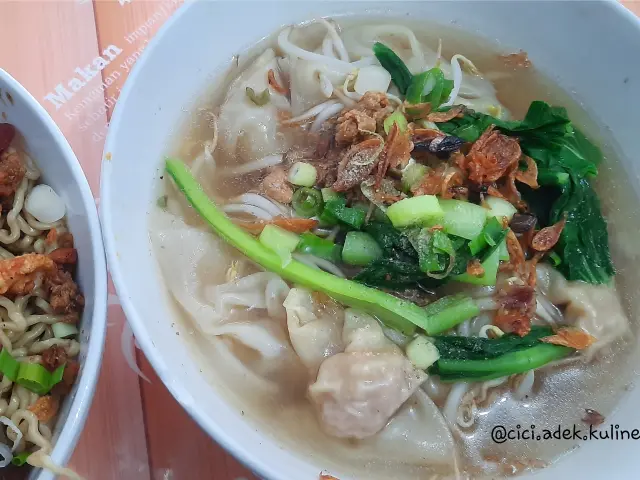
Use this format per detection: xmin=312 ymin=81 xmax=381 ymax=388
xmin=0 ymin=69 xmax=108 ymax=479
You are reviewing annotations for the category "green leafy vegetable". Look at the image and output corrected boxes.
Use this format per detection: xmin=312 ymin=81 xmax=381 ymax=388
xmin=372 ymin=42 xmax=413 ymax=95
xmin=355 ymin=222 xmax=424 ymax=288
xmin=453 ymin=238 xmax=504 ymax=286
xmin=406 ymin=67 xmax=450 ymax=107
xmin=548 ymin=250 xmax=562 ymax=266
xmin=52 ymin=322 xmax=79 ymax=339
xmin=429 ymin=326 xmax=574 ymax=381
xmin=407 ymin=228 xmax=456 ymax=278
xmin=468 ymin=217 xmax=508 ymax=257
xmin=406 ymin=335 xmax=440 ymax=370
xmin=439 ymin=199 xmax=488 ymax=240
xmin=550 ymin=177 xmax=614 ymax=283
xmin=363 ymin=222 xmax=417 ymax=260
xmin=431 ymin=344 xmax=573 ymax=382
xmin=354 ymin=258 xmax=427 ymax=289
xmin=386 ymin=195 xmax=444 ymax=228
xmin=320 ymin=196 xmax=366 ymax=230
xmin=167 ymin=158 xmax=468 ymax=335
xmin=439 ymin=101 xmax=613 ymax=284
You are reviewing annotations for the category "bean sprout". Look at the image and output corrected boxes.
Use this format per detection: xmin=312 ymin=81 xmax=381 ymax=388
xmin=332 ymin=88 xmax=357 ymax=107
xmin=292 ymin=253 xmax=345 ymax=277
xmin=311 ymin=102 xmax=345 ymax=132
xmin=513 ymin=370 xmax=535 ymax=400
xmin=232 ymin=193 xmax=289 ymax=217
xmin=120 ymin=321 xmax=150 ymax=383
xmin=220 ymin=154 xmax=283 ymax=175
xmin=222 ymin=204 xmax=273 ymax=220
xmin=191 ymin=114 xmax=218 ymax=176
xmin=341 ymin=73 xmax=362 ymax=100
xmin=319 ymin=72 xmax=334 ymax=98
xmin=442 ymin=54 xmax=482 ymax=107
xmin=319 ymin=18 xmax=349 ymax=62
xmin=479 ymin=325 xmax=504 ymax=338
xmin=282 ymin=100 xmax=339 ymax=124
xmin=322 ymin=35 xmax=338 ymax=59
xmin=386 ymin=92 xmax=403 ymax=105
xmin=278 ymin=27 xmax=353 ymax=72
xmin=443 ymin=382 xmax=468 ymax=425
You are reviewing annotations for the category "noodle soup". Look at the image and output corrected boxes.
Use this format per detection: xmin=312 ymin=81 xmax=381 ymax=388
xmin=149 ymin=17 xmax=640 ymax=479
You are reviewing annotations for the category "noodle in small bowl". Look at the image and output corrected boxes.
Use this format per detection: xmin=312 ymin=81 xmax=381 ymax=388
xmin=0 ymin=69 xmax=107 ymax=479
xmin=103 ymin=2 xmax=640 ymax=480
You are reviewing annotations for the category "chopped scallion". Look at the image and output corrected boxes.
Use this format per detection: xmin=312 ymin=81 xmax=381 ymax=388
xmin=11 ymin=452 xmax=31 ymax=467
xmin=386 ymin=195 xmax=444 ymax=228
xmin=342 ymin=232 xmax=383 ymax=266
xmin=469 ymin=217 xmax=507 ymax=255
xmin=321 ymin=188 xmax=339 ymax=202
xmin=292 ymin=187 xmax=324 ymax=218
xmin=383 ymin=109 xmax=409 ymax=134
xmin=439 ymin=199 xmax=487 ymax=240
xmin=406 ymin=335 xmax=440 ymax=370
xmin=288 ymin=162 xmax=317 ymax=187
xmin=549 ymin=251 xmax=562 ymax=266
xmin=372 ymin=42 xmax=413 ymax=95
xmin=484 ymin=196 xmax=517 ymax=221
xmin=259 ymin=224 xmax=300 ymax=267
xmin=401 ymin=163 xmax=429 ymax=192
xmin=246 ymin=87 xmax=270 ymax=106
xmin=52 ymin=322 xmax=79 ymax=339
xmin=320 ymin=197 xmax=366 ymax=230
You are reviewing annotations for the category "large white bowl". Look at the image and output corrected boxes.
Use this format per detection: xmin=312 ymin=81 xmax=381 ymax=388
xmin=0 ymin=69 xmax=107 ymax=479
xmin=102 ymin=2 xmax=640 ymax=479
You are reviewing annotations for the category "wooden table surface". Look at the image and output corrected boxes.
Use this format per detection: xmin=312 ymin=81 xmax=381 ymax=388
xmin=0 ymin=1 xmax=638 ymax=479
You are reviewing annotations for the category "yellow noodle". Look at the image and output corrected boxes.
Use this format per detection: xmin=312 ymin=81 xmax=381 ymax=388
xmin=0 ymin=149 xmax=81 ymax=464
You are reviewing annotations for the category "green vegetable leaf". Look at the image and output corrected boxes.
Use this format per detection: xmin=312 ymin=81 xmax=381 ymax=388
xmin=11 ymin=452 xmax=31 ymax=467
xmin=168 ymin=158 xmax=469 ymax=335
xmin=354 ymin=257 xmax=427 ymax=288
xmin=439 ymin=101 xmax=613 ymax=284
xmin=372 ymin=42 xmax=413 ymax=95
xmin=550 ymin=177 xmax=614 ymax=283
xmin=431 ymin=326 xmax=554 ymax=361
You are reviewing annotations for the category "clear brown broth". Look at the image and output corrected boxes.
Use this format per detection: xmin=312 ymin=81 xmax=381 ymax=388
xmin=153 ymin=17 xmax=640 ymax=479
